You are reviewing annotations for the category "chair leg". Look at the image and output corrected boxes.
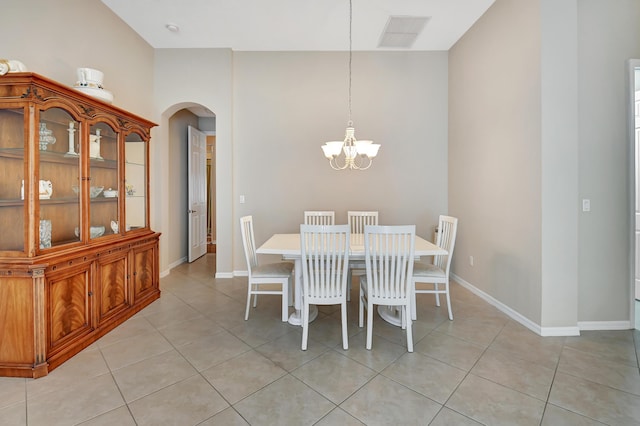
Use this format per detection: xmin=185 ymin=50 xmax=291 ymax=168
xmin=405 ymin=305 xmax=413 ymax=352
xmin=445 ymin=282 xmax=453 ymax=321
xmin=358 ymin=288 xmax=364 ymax=328
xmin=288 ymin=277 xmax=294 ymax=306
xmin=366 ymin=301 xmax=374 ymax=350
xmin=434 ymin=283 xmax=440 ymax=307
xmin=281 ymin=279 xmax=289 ymax=322
xmin=347 ymin=269 xmax=352 ymax=302
xmin=245 ymin=283 xmax=253 ymax=321
xmin=253 ymin=291 xmax=258 ymax=308
xmin=301 ymin=301 xmax=309 ymax=350
xmin=341 ymin=302 xmax=348 ymax=350
xmin=411 ymin=282 xmax=417 ymax=321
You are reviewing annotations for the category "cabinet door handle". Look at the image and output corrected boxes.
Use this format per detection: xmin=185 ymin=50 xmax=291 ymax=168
xmin=88 ymin=291 xmax=93 ymax=296
xmin=188 ymin=209 xmax=197 ymax=214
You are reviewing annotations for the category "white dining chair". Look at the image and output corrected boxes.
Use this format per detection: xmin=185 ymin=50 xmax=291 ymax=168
xmin=300 ymin=224 xmax=350 ymax=350
xmin=303 ymin=211 xmax=335 ymax=226
xmin=359 ymin=224 xmax=416 ymax=352
xmin=411 ymin=215 xmax=458 ymax=321
xmin=347 ymin=211 xmax=379 ymax=301
xmin=240 ymin=215 xmax=293 ymax=322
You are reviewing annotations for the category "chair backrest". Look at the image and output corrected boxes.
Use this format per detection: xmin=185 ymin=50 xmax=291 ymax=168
xmin=304 ymin=211 xmax=335 ymax=226
xmin=300 ymin=224 xmax=350 ymax=302
xmin=240 ymin=215 xmax=259 ymax=275
xmin=435 ymin=215 xmax=458 ymax=273
xmin=347 ymin=211 xmax=379 ymax=234
xmin=364 ymin=225 xmax=416 ymax=300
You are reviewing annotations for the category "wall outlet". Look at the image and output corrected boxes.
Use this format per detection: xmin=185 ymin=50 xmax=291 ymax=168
xmin=469 ymin=255 xmax=474 ymax=266
xmin=239 ymin=195 xmax=245 ymax=204
xmin=582 ymin=199 xmax=590 ymax=212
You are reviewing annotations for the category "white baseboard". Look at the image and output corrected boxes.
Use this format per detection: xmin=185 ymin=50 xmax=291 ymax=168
xmin=578 ymin=321 xmax=632 ymax=331
xmin=540 ymin=326 xmax=580 ymax=337
xmin=233 ymin=270 xmax=248 ymax=277
xmin=451 ymin=273 xmax=580 ymax=336
xmin=160 ymin=256 xmax=189 ymax=278
xmin=215 ymin=272 xmax=234 ymax=279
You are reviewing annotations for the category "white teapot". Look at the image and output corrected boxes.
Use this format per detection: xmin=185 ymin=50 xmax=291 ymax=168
xmin=38 ymin=180 xmax=53 ymax=199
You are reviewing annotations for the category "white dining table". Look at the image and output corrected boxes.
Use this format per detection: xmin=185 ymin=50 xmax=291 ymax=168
xmin=256 ymin=233 xmax=447 ymax=326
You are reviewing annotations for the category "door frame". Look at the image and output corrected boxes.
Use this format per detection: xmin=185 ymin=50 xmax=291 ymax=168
xmin=627 ymin=59 xmax=640 ymax=329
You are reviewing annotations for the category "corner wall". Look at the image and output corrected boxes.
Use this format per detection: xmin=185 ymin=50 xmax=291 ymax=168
xmin=449 ymin=0 xmax=543 ymax=324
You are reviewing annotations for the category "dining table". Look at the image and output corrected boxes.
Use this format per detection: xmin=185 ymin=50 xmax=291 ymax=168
xmin=256 ymin=232 xmax=447 ymax=326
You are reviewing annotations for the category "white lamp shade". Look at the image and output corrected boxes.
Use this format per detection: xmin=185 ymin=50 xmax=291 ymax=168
xmin=322 ymin=141 xmax=343 ymax=158
xmin=364 ymin=143 xmax=381 ymax=158
xmin=354 ymin=140 xmax=372 ymax=155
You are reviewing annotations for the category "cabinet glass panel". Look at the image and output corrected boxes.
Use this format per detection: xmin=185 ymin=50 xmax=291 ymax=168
xmin=89 ymin=122 xmax=118 ymax=240
xmin=125 ymin=132 xmax=146 ymax=231
xmin=39 ymin=108 xmax=80 ymax=249
xmin=0 ymin=108 xmax=26 ymax=251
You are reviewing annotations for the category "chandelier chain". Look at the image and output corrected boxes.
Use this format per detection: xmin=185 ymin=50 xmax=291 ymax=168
xmin=348 ymin=0 xmax=352 ymax=127
xmin=320 ymin=0 xmax=380 ymax=170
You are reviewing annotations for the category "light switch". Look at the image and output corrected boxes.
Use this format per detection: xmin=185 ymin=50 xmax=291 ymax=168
xmin=582 ymin=199 xmax=590 ymax=212
xmin=240 ymin=195 xmax=245 ymax=204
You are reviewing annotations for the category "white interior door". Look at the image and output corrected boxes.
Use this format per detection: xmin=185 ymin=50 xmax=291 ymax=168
xmin=188 ymin=125 xmax=207 ymax=262
xmin=635 ymin=88 xmax=640 ymax=300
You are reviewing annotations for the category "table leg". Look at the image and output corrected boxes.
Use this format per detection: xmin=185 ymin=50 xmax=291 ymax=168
xmin=288 ymin=258 xmax=318 ymax=326
xmin=377 ymin=306 xmax=403 ymax=327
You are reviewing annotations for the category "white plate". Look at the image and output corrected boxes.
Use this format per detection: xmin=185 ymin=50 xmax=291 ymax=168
xmin=73 ymin=86 xmax=113 ymax=104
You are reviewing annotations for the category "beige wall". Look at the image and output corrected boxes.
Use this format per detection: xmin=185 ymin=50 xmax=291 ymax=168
xmin=449 ymin=0 xmax=543 ymax=324
xmin=0 ymin=0 xmax=154 ymax=118
xmin=540 ymin=0 xmax=579 ymax=329
xmin=153 ymin=48 xmax=234 ymax=275
xmin=577 ymin=0 xmax=640 ymax=322
xmin=450 ymin=0 xmax=640 ymax=331
xmin=232 ymin=51 xmax=449 ymax=272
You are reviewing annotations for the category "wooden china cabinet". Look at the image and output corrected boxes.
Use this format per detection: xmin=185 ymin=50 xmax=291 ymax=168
xmin=0 ymin=73 xmax=160 ymax=378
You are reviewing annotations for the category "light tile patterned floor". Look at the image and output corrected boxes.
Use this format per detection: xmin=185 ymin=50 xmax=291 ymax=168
xmin=1 ymin=253 xmax=639 ymax=425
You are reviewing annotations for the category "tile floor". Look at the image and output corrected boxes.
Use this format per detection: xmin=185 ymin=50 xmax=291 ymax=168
xmin=1 ymin=253 xmax=640 ymax=425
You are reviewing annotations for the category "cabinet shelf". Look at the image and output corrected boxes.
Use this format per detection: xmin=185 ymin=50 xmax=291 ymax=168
xmin=0 ymin=148 xmax=117 ymax=168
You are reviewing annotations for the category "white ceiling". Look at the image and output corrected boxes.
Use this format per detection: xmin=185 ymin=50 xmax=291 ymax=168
xmin=101 ymin=0 xmax=495 ymax=51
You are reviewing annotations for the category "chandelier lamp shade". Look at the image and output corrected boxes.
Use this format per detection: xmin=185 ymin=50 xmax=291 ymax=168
xmin=321 ymin=0 xmax=380 ymax=170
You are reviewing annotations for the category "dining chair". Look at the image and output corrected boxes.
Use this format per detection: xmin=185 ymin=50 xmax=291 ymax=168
xmin=359 ymin=224 xmax=416 ymax=352
xmin=303 ymin=211 xmax=335 ymax=226
xmin=240 ymin=215 xmax=293 ymax=322
xmin=300 ymin=224 xmax=350 ymax=350
xmin=411 ymin=215 xmax=458 ymax=321
xmin=346 ymin=211 xmax=379 ymax=301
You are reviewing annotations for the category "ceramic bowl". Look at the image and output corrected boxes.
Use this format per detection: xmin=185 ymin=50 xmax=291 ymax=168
xmin=103 ymin=188 xmax=118 ymax=198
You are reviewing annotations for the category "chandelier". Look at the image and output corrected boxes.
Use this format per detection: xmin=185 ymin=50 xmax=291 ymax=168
xmin=321 ymin=0 xmax=380 ymax=170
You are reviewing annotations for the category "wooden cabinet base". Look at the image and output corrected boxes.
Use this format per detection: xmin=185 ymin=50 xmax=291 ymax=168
xmin=0 ymin=233 xmax=160 ymax=378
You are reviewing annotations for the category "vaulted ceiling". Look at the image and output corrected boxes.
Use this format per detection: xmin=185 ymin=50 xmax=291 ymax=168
xmin=101 ymin=0 xmax=495 ymax=51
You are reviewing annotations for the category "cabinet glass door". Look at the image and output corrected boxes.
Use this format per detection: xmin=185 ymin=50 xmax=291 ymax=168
xmin=89 ymin=122 xmax=118 ymax=240
xmin=125 ymin=132 xmax=147 ymax=231
xmin=0 ymin=108 xmax=26 ymax=251
xmin=39 ymin=107 xmax=80 ymax=249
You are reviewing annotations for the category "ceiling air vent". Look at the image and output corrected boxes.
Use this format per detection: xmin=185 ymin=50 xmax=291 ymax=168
xmin=378 ymin=16 xmax=430 ymax=48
